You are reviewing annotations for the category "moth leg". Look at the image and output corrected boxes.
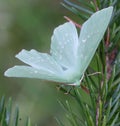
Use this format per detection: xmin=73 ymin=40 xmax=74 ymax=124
xmin=56 ymin=84 xmax=74 ymax=95
xmin=80 ymin=74 xmax=90 ymax=94
xmin=81 ymin=72 xmax=101 ymax=94
xmin=80 ymin=74 xmax=84 ymax=83
xmin=64 ymin=87 xmax=73 ymax=95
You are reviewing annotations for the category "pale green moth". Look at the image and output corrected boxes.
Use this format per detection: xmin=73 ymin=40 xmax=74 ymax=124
xmin=4 ymin=7 xmax=113 ymax=86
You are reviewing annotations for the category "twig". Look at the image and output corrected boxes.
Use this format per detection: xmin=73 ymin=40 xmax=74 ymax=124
xmin=81 ymin=85 xmax=90 ymax=94
xmin=96 ymin=81 xmax=103 ymax=126
xmin=93 ymin=0 xmax=99 ymax=11
xmin=87 ymin=72 xmax=101 ymax=77
xmin=64 ymin=16 xmax=82 ymax=28
xmin=96 ymin=94 xmax=100 ymax=126
xmin=106 ymin=28 xmax=110 ymax=47
xmin=105 ymin=28 xmax=112 ymax=79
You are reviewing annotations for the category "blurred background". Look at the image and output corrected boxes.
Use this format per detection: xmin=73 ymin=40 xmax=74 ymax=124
xmin=0 ymin=0 xmax=79 ymax=125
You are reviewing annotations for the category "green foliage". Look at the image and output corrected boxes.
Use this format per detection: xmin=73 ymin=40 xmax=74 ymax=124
xmin=58 ymin=0 xmax=120 ymax=126
xmin=0 ymin=96 xmax=34 ymax=126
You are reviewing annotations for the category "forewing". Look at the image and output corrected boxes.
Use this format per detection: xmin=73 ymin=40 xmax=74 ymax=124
xmin=4 ymin=65 xmax=67 ymax=82
xmin=4 ymin=49 xmax=68 ymax=82
xmin=77 ymin=7 xmax=113 ymax=73
xmin=15 ymin=49 xmax=63 ymax=73
xmin=50 ymin=22 xmax=79 ymax=69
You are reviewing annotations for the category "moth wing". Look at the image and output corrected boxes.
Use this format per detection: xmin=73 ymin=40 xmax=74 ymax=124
xmin=77 ymin=7 xmax=113 ymax=73
xmin=4 ymin=49 xmax=67 ymax=82
xmin=50 ymin=22 xmax=79 ymax=69
xmin=5 ymin=66 xmax=67 ymax=82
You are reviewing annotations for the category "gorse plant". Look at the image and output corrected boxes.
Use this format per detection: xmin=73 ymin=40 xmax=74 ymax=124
xmin=2 ymin=0 xmax=120 ymax=126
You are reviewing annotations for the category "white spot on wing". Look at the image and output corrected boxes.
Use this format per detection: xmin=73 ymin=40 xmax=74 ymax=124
xmin=61 ymin=45 xmax=64 ymax=49
xmin=82 ymin=39 xmax=87 ymax=43
xmin=87 ymin=35 xmax=90 ymax=38
xmin=34 ymin=70 xmax=38 ymax=74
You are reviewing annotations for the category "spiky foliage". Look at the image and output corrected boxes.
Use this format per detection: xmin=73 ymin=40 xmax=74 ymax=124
xmin=0 ymin=96 xmax=34 ymax=126
xmin=57 ymin=0 xmax=120 ymax=126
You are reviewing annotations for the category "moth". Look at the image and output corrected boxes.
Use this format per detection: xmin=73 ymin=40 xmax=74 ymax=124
xmin=4 ymin=7 xmax=113 ymax=86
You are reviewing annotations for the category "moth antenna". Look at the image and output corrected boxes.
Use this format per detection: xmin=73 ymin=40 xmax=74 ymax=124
xmin=64 ymin=16 xmax=82 ymax=28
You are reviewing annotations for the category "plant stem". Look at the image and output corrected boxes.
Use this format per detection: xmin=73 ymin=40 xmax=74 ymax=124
xmin=93 ymin=0 xmax=99 ymax=11
xmin=96 ymin=94 xmax=100 ymax=126
xmin=96 ymin=80 xmax=103 ymax=126
xmin=64 ymin=16 xmax=82 ymax=28
xmin=106 ymin=28 xmax=110 ymax=47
